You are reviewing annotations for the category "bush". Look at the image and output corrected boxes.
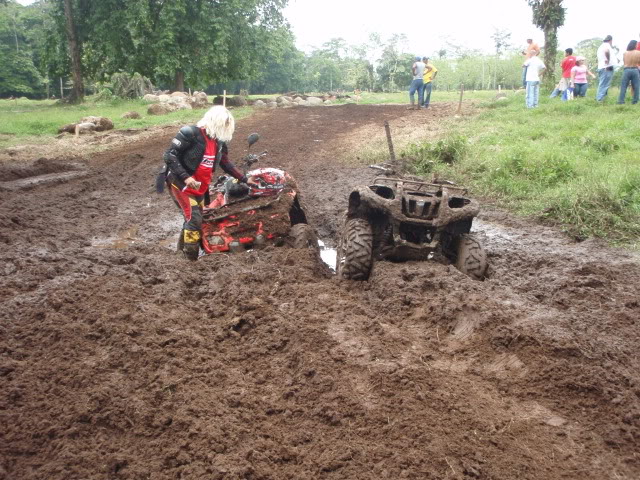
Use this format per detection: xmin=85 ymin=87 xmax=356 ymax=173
xmin=404 ymin=135 xmax=468 ymax=174
xmin=111 ymin=72 xmax=154 ymax=99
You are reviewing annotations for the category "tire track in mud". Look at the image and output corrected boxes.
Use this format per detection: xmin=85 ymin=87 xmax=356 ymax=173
xmin=1 ymin=104 xmax=639 ymax=479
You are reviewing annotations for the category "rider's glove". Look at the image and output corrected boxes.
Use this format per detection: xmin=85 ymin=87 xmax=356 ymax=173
xmin=240 ymin=175 xmax=248 ymax=184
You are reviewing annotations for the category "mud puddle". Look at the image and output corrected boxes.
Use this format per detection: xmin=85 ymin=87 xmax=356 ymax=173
xmin=318 ymin=239 xmax=337 ymax=270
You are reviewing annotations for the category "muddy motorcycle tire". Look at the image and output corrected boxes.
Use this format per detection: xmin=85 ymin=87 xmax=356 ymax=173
xmin=454 ymin=234 xmax=487 ymax=280
xmin=337 ymin=218 xmax=373 ymax=280
xmin=290 ymin=223 xmax=318 ymax=249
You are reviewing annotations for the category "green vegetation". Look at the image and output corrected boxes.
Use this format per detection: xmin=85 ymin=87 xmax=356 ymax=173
xmin=0 ymin=97 xmax=251 ymax=148
xmin=403 ymin=92 xmax=640 ymax=245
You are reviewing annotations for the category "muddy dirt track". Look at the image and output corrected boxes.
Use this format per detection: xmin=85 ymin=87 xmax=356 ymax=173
xmin=1 ymin=104 xmax=639 ymax=480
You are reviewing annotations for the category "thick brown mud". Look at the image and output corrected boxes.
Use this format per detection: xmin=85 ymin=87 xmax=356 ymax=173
xmin=1 ymin=104 xmax=639 ymax=479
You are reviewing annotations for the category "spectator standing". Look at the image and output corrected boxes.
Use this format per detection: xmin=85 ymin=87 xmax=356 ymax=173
xmin=618 ymin=40 xmax=640 ymax=104
xmin=596 ymin=35 xmax=616 ymax=101
xmin=421 ymin=57 xmax=438 ymax=109
xmin=570 ymin=57 xmax=596 ymax=98
xmin=408 ymin=56 xmax=426 ymax=110
xmin=523 ymin=51 xmax=545 ymax=108
xmin=550 ymin=48 xmax=577 ymax=100
xmin=522 ymin=38 xmax=541 ymax=87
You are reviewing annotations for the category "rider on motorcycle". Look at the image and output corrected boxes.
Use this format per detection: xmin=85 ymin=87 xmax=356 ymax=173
xmin=162 ymin=105 xmax=253 ymax=260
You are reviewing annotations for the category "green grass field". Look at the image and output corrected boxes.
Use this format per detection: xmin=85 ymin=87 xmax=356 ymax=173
xmin=0 ymin=97 xmax=251 ymax=149
xmin=401 ymin=89 xmax=640 ymax=246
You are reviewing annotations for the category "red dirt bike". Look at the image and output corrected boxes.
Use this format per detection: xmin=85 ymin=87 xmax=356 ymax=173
xmin=200 ymin=134 xmax=316 ymax=254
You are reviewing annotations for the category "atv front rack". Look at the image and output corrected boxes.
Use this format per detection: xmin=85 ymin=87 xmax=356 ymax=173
xmin=373 ymin=177 xmax=468 ymax=195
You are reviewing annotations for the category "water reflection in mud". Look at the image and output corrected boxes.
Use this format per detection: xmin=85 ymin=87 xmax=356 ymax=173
xmin=318 ymin=239 xmax=337 ymax=271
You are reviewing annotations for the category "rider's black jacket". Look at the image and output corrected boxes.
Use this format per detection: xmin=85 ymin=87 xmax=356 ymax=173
xmin=163 ymin=126 xmax=244 ymax=188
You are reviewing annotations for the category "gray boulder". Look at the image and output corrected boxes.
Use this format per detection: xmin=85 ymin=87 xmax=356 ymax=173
xmin=81 ymin=116 xmax=114 ymax=131
xmin=148 ymin=103 xmax=175 ymax=115
xmin=306 ymin=96 xmax=323 ymax=105
xmin=122 ymin=111 xmax=142 ymax=119
xmin=143 ymin=94 xmax=159 ymax=103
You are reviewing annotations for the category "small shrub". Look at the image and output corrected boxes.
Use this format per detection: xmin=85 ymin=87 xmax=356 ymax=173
xmin=581 ymin=136 xmax=621 ymax=155
xmin=111 ymin=72 xmax=154 ymax=99
xmin=404 ymin=135 xmax=468 ymax=174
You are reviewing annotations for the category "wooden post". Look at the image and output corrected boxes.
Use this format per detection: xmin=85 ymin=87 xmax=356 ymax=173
xmin=457 ymin=83 xmax=465 ymax=115
xmin=384 ymin=120 xmax=397 ymax=168
xmin=223 ymin=89 xmax=226 ymax=107
xmin=60 ymin=77 xmax=64 ymax=99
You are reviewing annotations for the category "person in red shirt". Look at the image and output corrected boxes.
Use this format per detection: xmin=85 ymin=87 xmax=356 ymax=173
xmin=550 ymin=48 xmax=576 ymax=99
xmin=162 ymin=106 xmax=254 ymax=260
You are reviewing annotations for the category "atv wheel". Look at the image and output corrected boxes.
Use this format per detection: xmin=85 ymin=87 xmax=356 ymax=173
xmin=290 ymin=223 xmax=318 ymax=249
xmin=337 ymin=218 xmax=373 ymax=280
xmin=454 ymin=234 xmax=487 ymax=280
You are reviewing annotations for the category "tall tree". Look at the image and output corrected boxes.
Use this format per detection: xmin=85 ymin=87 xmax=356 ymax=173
xmin=61 ymin=0 xmax=83 ymax=102
xmin=527 ymin=0 xmax=566 ymax=87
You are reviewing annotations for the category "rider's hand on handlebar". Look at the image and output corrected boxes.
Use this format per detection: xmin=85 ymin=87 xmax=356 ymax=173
xmin=246 ymin=175 xmax=260 ymax=186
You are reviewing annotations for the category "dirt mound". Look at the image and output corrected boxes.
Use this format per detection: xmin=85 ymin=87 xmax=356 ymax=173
xmin=1 ymin=104 xmax=639 ymax=479
xmin=0 ymin=157 xmax=83 ymax=182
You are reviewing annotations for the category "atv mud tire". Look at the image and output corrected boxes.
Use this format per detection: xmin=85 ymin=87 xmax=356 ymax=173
xmin=454 ymin=234 xmax=487 ymax=280
xmin=290 ymin=223 xmax=318 ymax=249
xmin=337 ymin=218 xmax=373 ymax=280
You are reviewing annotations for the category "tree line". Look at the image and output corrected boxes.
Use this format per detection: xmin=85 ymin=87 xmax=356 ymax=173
xmin=1 ymin=0 xmax=570 ymax=101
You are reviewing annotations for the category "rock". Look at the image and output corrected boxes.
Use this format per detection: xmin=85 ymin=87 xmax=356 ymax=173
xmin=267 ymin=102 xmax=277 ymax=109
xmin=298 ymin=100 xmax=310 ymax=107
xmin=143 ymin=94 xmax=159 ymax=103
xmin=276 ymin=96 xmax=286 ymax=104
xmin=344 ymin=98 xmax=356 ymax=104
xmin=324 ymin=100 xmax=333 ymax=105
xmin=75 ymin=122 xmax=96 ymax=134
xmin=254 ymin=100 xmax=266 ymax=108
xmin=279 ymin=99 xmax=292 ymax=107
xmin=148 ymin=103 xmax=176 ymax=115
xmin=226 ymin=96 xmax=247 ymax=107
xmin=58 ymin=123 xmax=77 ymax=134
xmin=306 ymin=97 xmax=323 ymax=106
xmin=173 ymin=102 xmax=192 ymax=111
xmin=293 ymin=97 xmax=304 ymax=103
xmin=81 ymin=116 xmax=114 ymax=131
xmin=158 ymin=94 xmax=170 ymax=103
xmin=170 ymin=91 xmax=188 ymax=97
xmin=188 ymin=96 xmax=208 ymax=109
xmin=121 ymin=111 xmax=141 ymax=119
xmin=167 ymin=96 xmax=188 ymax=105
xmin=284 ymin=96 xmax=294 ymax=102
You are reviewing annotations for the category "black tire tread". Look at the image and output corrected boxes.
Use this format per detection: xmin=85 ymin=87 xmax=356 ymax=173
xmin=290 ymin=223 xmax=318 ymax=249
xmin=455 ymin=234 xmax=487 ymax=280
xmin=338 ymin=218 xmax=373 ymax=280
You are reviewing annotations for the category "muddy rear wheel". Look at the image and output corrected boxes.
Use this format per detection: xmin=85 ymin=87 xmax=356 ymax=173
xmin=337 ymin=218 xmax=373 ymax=280
xmin=290 ymin=223 xmax=318 ymax=249
xmin=454 ymin=234 xmax=487 ymax=280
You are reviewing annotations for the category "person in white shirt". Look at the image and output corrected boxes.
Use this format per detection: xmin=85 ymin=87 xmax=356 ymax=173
xmin=596 ymin=35 xmax=616 ymax=101
xmin=523 ymin=51 xmax=546 ymax=108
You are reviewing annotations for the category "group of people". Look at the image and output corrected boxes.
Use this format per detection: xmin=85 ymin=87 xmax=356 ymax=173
xmin=408 ymin=56 xmax=438 ymax=109
xmin=525 ymin=34 xmax=640 ymax=108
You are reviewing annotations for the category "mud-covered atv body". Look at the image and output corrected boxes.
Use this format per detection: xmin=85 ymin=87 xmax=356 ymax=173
xmin=337 ymin=174 xmax=487 ymax=280
xmin=197 ymin=135 xmax=316 ymax=254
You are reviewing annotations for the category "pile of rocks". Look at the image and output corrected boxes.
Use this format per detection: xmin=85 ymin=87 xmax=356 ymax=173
xmin=58 ymin=116 xmax=114 ymax=135
xmin=143 ymin=91 xmax=209 ymax=115
xmin=253 ymin=95 xmax=333 ymax=109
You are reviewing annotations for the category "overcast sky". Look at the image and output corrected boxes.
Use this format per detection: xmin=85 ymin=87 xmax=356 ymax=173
xmin=15 ymin=0 xmax=639 ymax=55
xmin=284 ymin=0 xmax=638 ymax=55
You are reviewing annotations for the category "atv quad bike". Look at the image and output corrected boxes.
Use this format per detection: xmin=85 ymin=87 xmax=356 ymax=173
xmin=337 ymin=163 xmax=487 ymax=281
xmin=198 ymin=134 xmax=316 ymax=254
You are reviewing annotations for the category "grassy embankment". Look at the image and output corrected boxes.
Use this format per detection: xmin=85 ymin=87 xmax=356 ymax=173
xmin=399 ymin=91 xmax=640 ymax=246
xmin=0 ymin=97 xmax=252 ymax=149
